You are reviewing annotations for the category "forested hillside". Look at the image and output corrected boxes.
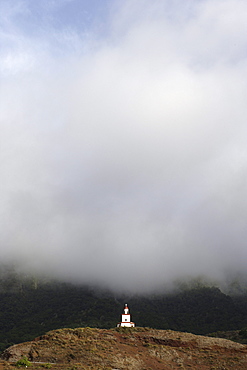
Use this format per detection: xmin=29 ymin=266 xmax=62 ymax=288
xmin=0 ymin=266 xmax=247 ymax=353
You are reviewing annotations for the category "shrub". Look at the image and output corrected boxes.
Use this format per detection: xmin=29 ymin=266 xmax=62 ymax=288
xmin=15 ymin=356 xmax=31 ymax=367
xmin=41 ymin=364 xmax=52 ymax=369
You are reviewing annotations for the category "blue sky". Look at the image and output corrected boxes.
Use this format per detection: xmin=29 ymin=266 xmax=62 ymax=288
xmin=1 ymin=0 xmax=110 ymax=33
xmin=1 ymin=0 xmax=247 ymax=292
xmin=0 ymin=0 xmax=112 ymax=62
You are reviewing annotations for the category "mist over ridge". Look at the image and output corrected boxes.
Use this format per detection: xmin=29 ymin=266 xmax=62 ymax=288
xmin=1 ymin=0 xmax=247 ymax=292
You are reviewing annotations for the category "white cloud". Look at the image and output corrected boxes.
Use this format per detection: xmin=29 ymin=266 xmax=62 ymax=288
xmin=1 ymin=0 xmax=247 ymax=291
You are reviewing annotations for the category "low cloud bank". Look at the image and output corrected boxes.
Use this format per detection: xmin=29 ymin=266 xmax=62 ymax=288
xmin=1 ymin=0 xmax=247 ymax=292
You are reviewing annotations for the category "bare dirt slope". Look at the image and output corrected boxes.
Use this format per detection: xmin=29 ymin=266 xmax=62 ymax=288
xmin=1 ymin=327 xmax=247 ymax=369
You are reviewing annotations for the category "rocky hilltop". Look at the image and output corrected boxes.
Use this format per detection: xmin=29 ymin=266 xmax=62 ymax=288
xmin=1 ymin=327 xmax=247 ymax=369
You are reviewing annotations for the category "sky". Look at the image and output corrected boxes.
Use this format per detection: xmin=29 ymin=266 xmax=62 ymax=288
xmin=1 ymin=0 xmax=247 ymax=293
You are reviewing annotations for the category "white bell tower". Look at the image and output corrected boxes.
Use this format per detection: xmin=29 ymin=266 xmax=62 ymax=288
xmin=117 ymin=304 xmax=135 ymax=327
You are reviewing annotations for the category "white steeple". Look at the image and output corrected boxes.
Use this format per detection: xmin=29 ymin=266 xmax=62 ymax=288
xmin=117 ymin=303 xmax=135 ymax=327
xmin=124 ymin=304 xmax=129 ymax=315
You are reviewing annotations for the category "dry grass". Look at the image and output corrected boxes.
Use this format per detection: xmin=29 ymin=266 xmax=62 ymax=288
xmin=1 ymin=327 xmax=247 ymax=369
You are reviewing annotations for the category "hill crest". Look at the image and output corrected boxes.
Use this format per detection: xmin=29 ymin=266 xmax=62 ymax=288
xmin=1 ymin=327 xmax=247 ymax=369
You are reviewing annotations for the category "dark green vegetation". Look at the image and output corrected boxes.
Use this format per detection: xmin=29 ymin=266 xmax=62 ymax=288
xmin=0 ymin=265 xmax=247 ymax=353
xmin=15 ymin=356 xmax=31 ymax=367
xmin=208 ymin=328 xmax=247 ymax=344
